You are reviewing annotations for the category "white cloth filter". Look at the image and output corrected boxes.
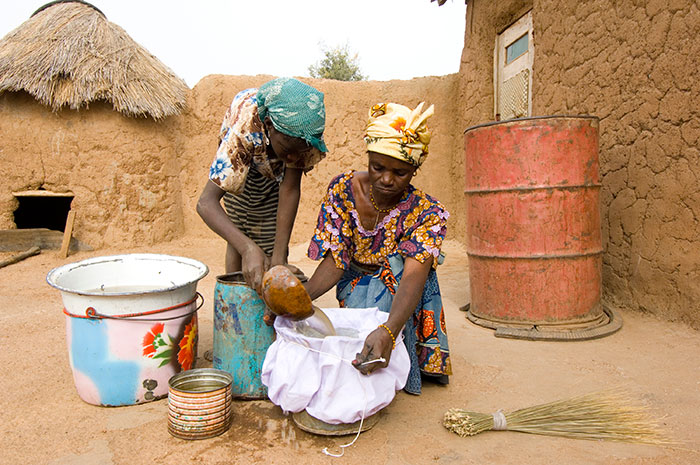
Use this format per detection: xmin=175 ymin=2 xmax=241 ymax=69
xmin=261 ymin=307 xmax=410 ymax=424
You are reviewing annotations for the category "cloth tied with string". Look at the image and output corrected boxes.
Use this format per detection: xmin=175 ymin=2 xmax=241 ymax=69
xmin=261 ymin=307 xmax=410 ymax=424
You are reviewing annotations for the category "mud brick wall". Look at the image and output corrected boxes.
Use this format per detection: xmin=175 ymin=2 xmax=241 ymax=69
xmin=0 ymin=74 xmax=464 ymax=249
xmin=1 ymin=0 xmax=697 ymax=326
xmin=0 ymin=92 xmax=185 ymax=246
xmin=458 ymin=0 xmax=699 ymax=327
xmin=533 ymin=0 xmax=700 ymax=327
xmin=176 ymin=75 xmax=465 ymax=249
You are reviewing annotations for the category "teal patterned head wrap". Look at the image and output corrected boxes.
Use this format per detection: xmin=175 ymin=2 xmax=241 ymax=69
xmin=257 ymin=77 xmax=328 ymax=152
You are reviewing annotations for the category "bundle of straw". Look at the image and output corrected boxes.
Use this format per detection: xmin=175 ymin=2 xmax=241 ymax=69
xmin=443 ymin=389 xmax=674 ymax=444
xmin=0 ymin=1 xmax=188 ymax=119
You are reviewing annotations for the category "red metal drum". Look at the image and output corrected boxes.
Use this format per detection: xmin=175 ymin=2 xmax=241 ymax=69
xmin=464 ymin=116 xmax=619 ymax=339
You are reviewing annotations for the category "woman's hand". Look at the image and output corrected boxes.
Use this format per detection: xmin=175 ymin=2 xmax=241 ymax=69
xmin=241 ymin=244 xmax=269 ymax=293
xmin=269 ymin=263 xmax=308 ymax=282
xmin=351 ymin=256 xmax=433 ymax=375
xmin=352 ymin=327 xmax=394 ymax=375
xmin=262 ymin=307 xmax=277 ymax=326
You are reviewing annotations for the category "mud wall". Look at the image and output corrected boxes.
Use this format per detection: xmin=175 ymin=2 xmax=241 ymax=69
xmin=459 ymin=0 xmax=700 ymax=327
xmin=2 ymin=0 xmax=696 ymax=326
xmin=0 ymin=92 xmax=185 ymax=246
xmin=177 ymin=75 xmax=464 ymax=249
xmin=0 ymin=74 xmax=464 ymax=250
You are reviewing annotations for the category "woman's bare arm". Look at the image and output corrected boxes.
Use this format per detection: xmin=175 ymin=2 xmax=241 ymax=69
xmin=270 ymin=167 xmax=303 ymax=267
xmin=304 ymin=253 xmax=346 ymax=301
xmin=196 ymin=180 xmax=267 ymax=290
xmin=354 ymin=256 xmax=433 ymax=374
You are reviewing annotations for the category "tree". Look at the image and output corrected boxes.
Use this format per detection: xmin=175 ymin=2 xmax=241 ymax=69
xmin=308 ymin=44 xmax=366 ymax=81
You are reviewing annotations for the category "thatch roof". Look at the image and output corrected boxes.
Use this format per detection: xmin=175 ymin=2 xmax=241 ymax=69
xmin=0 ymin=0 xmax=188 ymax=119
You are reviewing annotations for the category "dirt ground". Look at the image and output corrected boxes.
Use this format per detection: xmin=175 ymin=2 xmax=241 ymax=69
xmin=2 ymin=236 xmax=699 ymax=465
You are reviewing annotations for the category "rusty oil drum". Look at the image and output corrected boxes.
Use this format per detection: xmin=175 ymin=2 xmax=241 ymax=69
xmin=213 ymin=273 xmax=275 ymax=398
xmin=463 ymin=116 xmax=620 ymax=340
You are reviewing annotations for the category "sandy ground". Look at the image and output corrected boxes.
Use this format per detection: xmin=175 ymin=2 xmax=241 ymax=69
xmin=2 ymin=236 xmax=699 ymax=465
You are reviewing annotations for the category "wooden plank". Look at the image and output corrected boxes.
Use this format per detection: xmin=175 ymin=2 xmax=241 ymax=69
xmin=60 ymin=210 xmax=76 ymax=258
xmin=0 ymin=229 xmax=61 ymax=251
xmin=0 ymin=228 xmax=91 ymax=252
xmin=0 ymin=246 xmax=41 ymax=269
xmin=12 ymin=190 xmax=74 ymax=197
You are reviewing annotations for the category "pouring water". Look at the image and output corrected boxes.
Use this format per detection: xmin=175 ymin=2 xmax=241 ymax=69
xmin=260 ymin=265 xmax=336 ymax=337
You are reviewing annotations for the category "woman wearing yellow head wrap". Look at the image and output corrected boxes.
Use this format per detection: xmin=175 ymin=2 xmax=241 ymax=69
xmin=302 ymin=102 xmax=452 ymax=395
xmin=364 ymin=102 xmax=434 ymax=167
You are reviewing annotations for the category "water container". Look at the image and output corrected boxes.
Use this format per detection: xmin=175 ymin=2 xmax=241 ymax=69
xmin=46 ymin=254 xmax=208 ymax=406
xmin=212 ymin=273 xmax=275 ymax=399
xmin=463 ymin=116 xmax=620 ymax=340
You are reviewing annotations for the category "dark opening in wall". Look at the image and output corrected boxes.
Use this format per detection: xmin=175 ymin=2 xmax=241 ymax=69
xmin=13 ymin=190 xmax=74 ymax=232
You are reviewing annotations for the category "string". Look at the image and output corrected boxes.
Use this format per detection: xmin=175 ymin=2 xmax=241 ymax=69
xmin=322 ymin=368 xmax=367 ymax=457
xmin=282 ymin=337 xmax=355 ymax=364
xmin=492 ymin=409 xmax=507 ymax=430
xmin=280 ymin=336 xmax=370 ymax=457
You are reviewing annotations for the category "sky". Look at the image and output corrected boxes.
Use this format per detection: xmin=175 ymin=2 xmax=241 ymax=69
xmin=0 ymin=0 xmax=467 ymax=88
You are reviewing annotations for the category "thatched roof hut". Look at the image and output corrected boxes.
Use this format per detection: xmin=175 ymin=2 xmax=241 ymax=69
xmin=0 ymin=0 xmax=188 ymax=119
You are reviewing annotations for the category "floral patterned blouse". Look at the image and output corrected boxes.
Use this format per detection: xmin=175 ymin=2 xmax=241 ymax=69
xmin=308 ymin=171 xmax=449 ymax=270
xmin=208 ymin=88 xmax=325 ymax=195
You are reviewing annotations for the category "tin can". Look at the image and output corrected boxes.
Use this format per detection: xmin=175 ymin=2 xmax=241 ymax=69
xmin=168 ymin=368 xmax=233 ymax=439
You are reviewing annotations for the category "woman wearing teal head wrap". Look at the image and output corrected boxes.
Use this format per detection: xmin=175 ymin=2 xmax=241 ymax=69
xmin=197 ymin=77 xmax=328 ymax=292
xmin=257 ymin=77 xmax=327 ymax=153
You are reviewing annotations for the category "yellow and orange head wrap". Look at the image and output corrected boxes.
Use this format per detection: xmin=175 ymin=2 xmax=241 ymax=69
xmin=364 ymin=102 xmax=434 ymax=167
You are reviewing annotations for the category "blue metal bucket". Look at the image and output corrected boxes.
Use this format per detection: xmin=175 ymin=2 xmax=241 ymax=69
xmin=213 ymin=273 xmax=275 ymax=399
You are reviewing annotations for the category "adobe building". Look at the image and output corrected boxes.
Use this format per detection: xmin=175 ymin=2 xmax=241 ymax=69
xmin=0 ymin=2 xmax=462 ymax=250
xmin=453 ymin=0 xmax=699 ymax=328
xmin=0 ymin=0 xmax=697 ymax=328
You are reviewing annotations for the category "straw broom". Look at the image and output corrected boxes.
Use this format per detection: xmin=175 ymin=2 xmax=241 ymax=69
xmin=443 ymin=389 xmax=674 ymax=444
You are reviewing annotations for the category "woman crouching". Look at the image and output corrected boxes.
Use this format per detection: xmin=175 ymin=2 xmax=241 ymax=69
xmin=304 ymin=102 xmax=451 ymax=395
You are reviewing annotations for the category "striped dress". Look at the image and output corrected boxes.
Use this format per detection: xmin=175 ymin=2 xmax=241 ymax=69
xmin=222 ymin=165 xmax=279 ymax=255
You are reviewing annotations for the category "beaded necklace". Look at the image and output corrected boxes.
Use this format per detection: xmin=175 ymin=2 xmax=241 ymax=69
xmin=369 ymin=185 xmax=398 ymax=229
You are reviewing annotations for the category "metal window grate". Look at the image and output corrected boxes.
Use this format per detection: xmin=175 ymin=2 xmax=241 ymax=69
xmin=499 ymin=69 xmax=529 ymax=120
